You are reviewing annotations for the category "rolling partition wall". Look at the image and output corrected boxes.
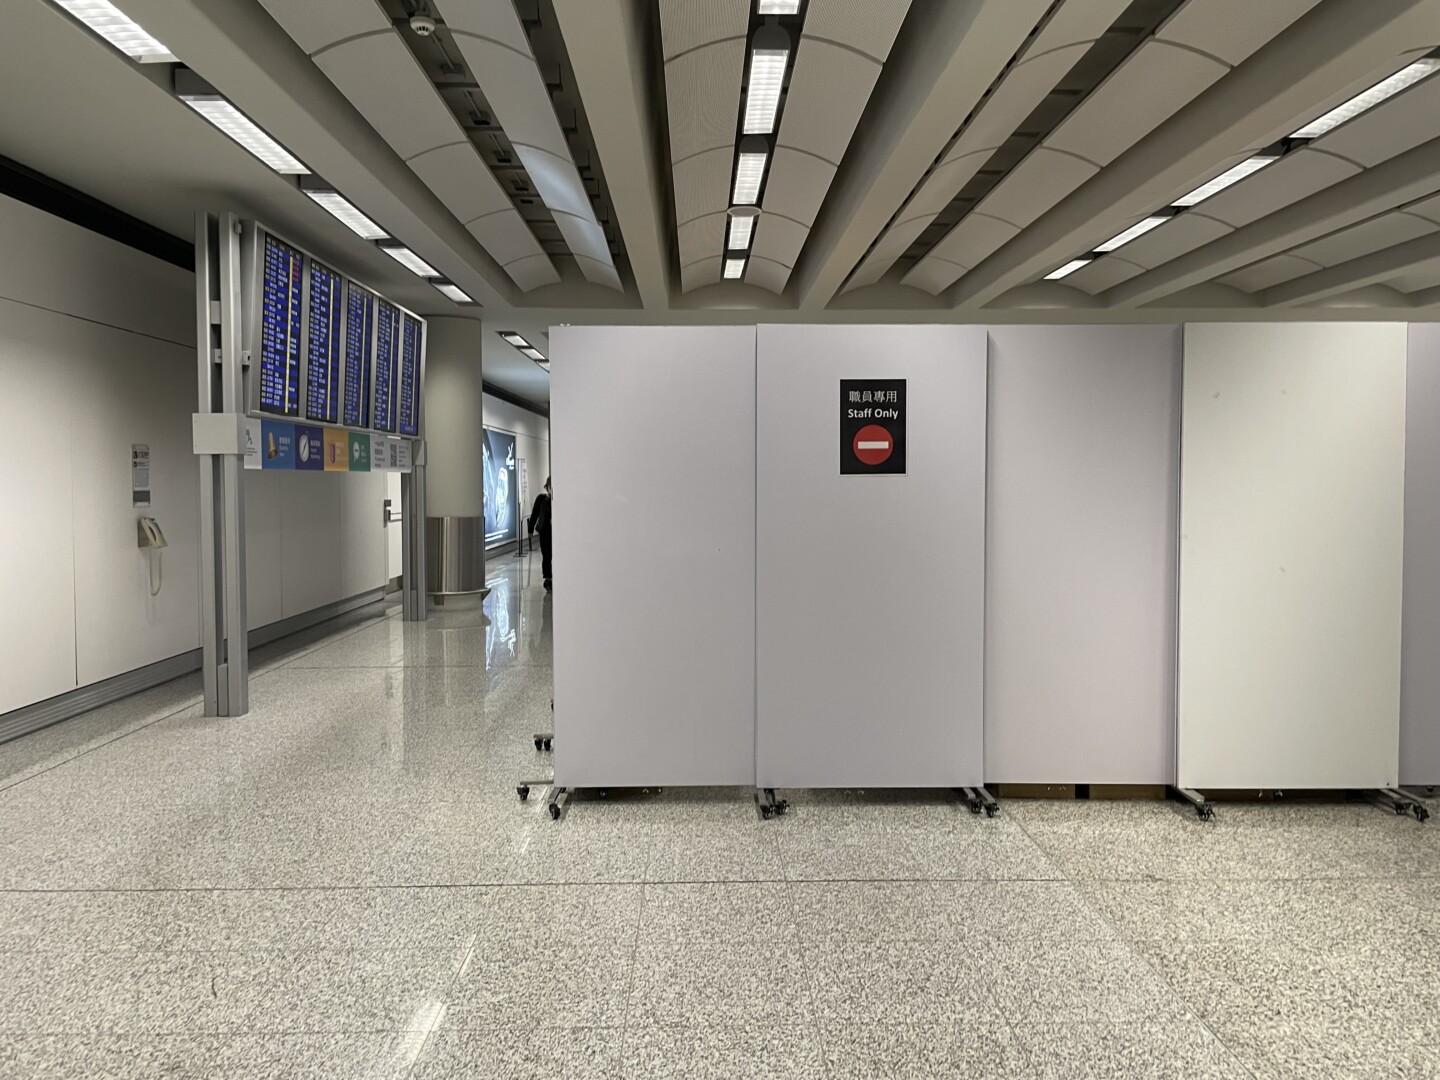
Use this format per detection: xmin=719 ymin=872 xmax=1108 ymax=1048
xmin=1177 ymin=323 xmax=1408 ymax=792
xmin=755 ymin=326 xmax=988 ymax=789
xmin=1402 ymin=324 xmax=1440 ymax=788
xmin=549 ymin=326 xmax=758 ymax=788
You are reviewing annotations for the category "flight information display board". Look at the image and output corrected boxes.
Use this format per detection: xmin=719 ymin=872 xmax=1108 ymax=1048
xmin=373 ymin=300 xmax=400 ymax=434
xmin=258 ymin=234 xmax=303 ymax=416
xmin=305 ymin=261 xmax=343 ymax=424
xmin=399 ymin=315 xmax=421 ymax=437
xmin=343 ymin=283 xmax=374 ymax=429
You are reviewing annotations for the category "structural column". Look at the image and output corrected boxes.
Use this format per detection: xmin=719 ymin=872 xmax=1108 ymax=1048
xmin=422 ymin=316 xmax=488 ymax=596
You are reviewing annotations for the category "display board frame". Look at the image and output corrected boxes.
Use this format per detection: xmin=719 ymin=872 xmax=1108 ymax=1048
xmin=238 ymin=220 xmax=427 ymax=441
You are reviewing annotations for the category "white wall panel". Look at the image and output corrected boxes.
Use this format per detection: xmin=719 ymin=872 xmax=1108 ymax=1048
xmin=279 ymin=473 xmax=345 ymax=620
xmin=1401 ymin=324 xmax=1440 ymax=786
xmin=245 ymin=472 xmax=284 ymax=631
xmin=1178 ymin=323 xmax=1407 ymax=790
xmin=550 ymin=326 xmax=756 ymax=786
xmin=985 ymin=326 xmax=1181 ymax=784
xmin=756 ymin=325 xmax=987 ymax=788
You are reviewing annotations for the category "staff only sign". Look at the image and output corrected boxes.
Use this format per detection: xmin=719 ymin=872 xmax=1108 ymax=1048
xmin=841 ymin=379 xmax=906 ymax=475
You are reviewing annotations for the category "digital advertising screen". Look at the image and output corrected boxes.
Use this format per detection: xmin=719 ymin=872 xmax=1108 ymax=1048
xmin=343 ymin=283 xmax=373 ymax=429
xmin=483 ymin=428 xmax=518 ymax=548
xmin=304 ymin=261 xmax=343 ymax=424
xmin=373 ymin=300 xmax=399 ymax=433
xmin=399 ymin=314 xmax=421 ymax=437
xmin=258 ymin=233 xmax=303 ymax=416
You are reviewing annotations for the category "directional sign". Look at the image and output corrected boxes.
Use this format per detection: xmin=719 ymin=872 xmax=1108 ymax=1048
xmin=841 ymin=379 xmax=906 ymax=475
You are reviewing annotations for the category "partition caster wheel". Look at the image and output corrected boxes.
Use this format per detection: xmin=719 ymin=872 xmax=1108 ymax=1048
xmin=760 ymin=805 xmax=774 ymax=820
xmin=549 ymin=804 xmax=562 ymax=820
xmin=969 ymin=801 xmax=982 ymax=815
xmin=517 ymin=785 xmax=530 ymax=802
xmin=543 ymin=738 xmax=553 ymax=751
xmin=534 ymin=737 xmax=544 ymax=751
xmin=774 ymin=800 xmax=789 ymax=816
xmin=1198 ymin=806 xmax=1215 ymax=821
xmin=985 ymin=804 xmax=1000 ymax=818
xmin=1416 ymin=806 xmax=1431 ymax=823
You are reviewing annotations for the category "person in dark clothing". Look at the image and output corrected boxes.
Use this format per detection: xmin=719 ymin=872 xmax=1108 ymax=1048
xmin=528 ymin=477 xmax=553 ymax=589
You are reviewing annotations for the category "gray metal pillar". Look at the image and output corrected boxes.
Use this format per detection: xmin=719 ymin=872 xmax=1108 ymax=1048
xmin=194 ymin=212 xmax=249 ymax=715
xmin=402 ymin=442 xmax=429 ymax=621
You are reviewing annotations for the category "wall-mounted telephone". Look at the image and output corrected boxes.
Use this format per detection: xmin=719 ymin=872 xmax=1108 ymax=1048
xmin=138 ymin=517 xmax=167 ymax=597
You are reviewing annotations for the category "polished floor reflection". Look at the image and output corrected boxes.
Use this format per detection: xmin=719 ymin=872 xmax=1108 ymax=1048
xmin=3 ymin=554 xmax=1440 ymax=1078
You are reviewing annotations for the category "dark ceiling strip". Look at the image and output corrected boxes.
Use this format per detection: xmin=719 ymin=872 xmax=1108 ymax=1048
xmin=484 ymin=379 xmax=550 ymax=418
xmin=0 ymin=154 xmax=193 ymax=271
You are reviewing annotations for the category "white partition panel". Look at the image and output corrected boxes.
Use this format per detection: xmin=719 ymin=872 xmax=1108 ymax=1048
xmin=1401 ymin=324 xmax=1440 ymax=786
xmin=756 ymin=325 xmax=987 ymax=788
xmin=550 ymin=326 xmax=757 ymax=787
xmin=1178 ymin=323 xmax=1407 ymax=790
xmin=986 ymin=326 xmax=1181 ymax=784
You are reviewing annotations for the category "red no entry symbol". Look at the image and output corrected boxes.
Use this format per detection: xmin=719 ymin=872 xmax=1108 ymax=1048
xmin=853 ymin=424 xmax=894 ymax=466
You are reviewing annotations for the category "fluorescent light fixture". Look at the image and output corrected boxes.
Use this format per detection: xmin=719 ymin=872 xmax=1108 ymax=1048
xmin=433 ymin=283 xmax=474 ymax=304
xmin=724 ymin=258 xmax=746 ymax=279
xmin=499 ymin=332 xmax=530 ymax=347
xmin=743 ymin=48 xmax=790 ymax=135
xmin=757 ymin=0 xmax=801 ymax=12
xmin=304 ymin=191 xmax=388 ymax=240
xmin=1045 ymin=259 xmax=1092 ymax=280
xmin=1095 ymin=216 xmax=1169 ymax=252
xmin=54 ymin=0 xmax=176 ymax=61
xmin=728 ymin=215 xmax=755 ymax=250
xmin=1172 ymin=155 xmax=1279 ymax=207
xmin=180 ymin=97 xmax=309 ymax=174
xmin=1292 ymin=59 xmax=1440 ymax=139
xmin=380 ymin=245 xmax=440 ymax=277
xmin=520 ymin=347 xmax=547 ymax=362
xmin=732 ymin=151 xmax=768 ymax=205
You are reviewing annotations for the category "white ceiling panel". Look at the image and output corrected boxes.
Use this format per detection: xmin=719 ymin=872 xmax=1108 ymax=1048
xmin=746 ymin=256 xmax=792 ymax=294
xmin=1157 ymin=0 xmax=1321 ymax=66
xmin=1113 ymin=212 xmax=1232 ymax=269
xmin=454 ymin=36 xmax=571 ymax=161
xmin=870 ymin=216 xmax=932 ymax=265
xmin=552 ymin=212 xmax=613 ymax=263
xmin=902 ymin=256 xmax=968 ymax=295
xmin=980 ymin=148 xmax=1099 ymax=229
xmin=513 ymin=145 xmax=595 ymax=221
xmin=1217 ymin=254 xmax=1323 ymax=292
xmin=753 ymin=214 xmax=809 ymax=267
xmin=1023 ymin=0 xmax=1134 ymax=56
xmin=407 ymin=143 xmax=514 ymax=222
xmin=659 ymin=0 xmax=750 ymax=60
xmin=1405 ymin=192 xmax=1440 ymax=226
xmin=761 ymin=149 xmax=838 ymax=227
xmin=678 ymin=212 xmax=728 ymax=267
xmin=778 ymin=41 xmax=881 ymax=166
xmin=313 ymin=33 xmax=460 ymax=161
xmin=1063 ymin=255 xmax=1146 ymax=294
xmin=1195 ymin=148 xmax=1362 ymax=228
xmin=1046 ymin=41 xmax=1229 ymax=167
xmin=672 ymin=147 xmax=733 ymax=228
xmin=902 ymin=152 xmax=992 ymax=223
xmin=948 ymin=45 xmax=1085 ymax=162
xmin=1388 ymin=258 xmax=1440 ymax=293
xmin=1290 ymin=212 xmax=1439 ymax=268
xmin=1311 ymin=74 xmax=1440 ymax=168
xmin=924 ymin=213 xmax=1021 ymax=271
xmin=502 ymin=253 xmax=563 ymax=291
xmin=258 ymin=0 xmax=389 ymax=56
xmin=441 ymin=1 xmax=535 ymax=58
xmin=842 ymin=259 xmax=891 ymax=292
xmin=802 ymin=0 xmax=913 ymax=61
xmin=681 ymin=256 xmax=723 ymax=292
xmin=574 ymin=254 xmax=623 ymax=291
xmin=465 ymin=210 xmax=547 ymax=267
xmin=665 ymin=41 xmax=746 ymax=164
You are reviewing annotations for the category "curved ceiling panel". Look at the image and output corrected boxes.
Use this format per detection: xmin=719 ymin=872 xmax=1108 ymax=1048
xmin=1289 ymin=211 xmax=1438 ymax=267
xmin=1026 ymin=0 xmax=1136 ymax=55
xmin=256 ymin=0 xmax=389 ymax=56
xmin=407 ymin=143 xmax=513 ymax=222
xmin=678 ymin=212 xmax=728 ymax=267
xmin=951 ymin=44 xmax=1088 ymax=156
xmin=752 ymin=213 xmax=810 ymax=267
xmin=681 ymin=256 xmax=723 ymax=292
xmin=779 ymin=41 xmax=882 ymax=166
xmin=1156 ymin=0 xmax=1322 ymax=67
xmin=1107 ymin=211 xmax=1232 ymax=270
xmin=1065 ymin=254 xmax=1146 ymax=294
xmin=665 ymin=41 xmax=746 ymax=164
xmin=446 ymin=34 xmax=570 ymax=161
xmin=903 ymin=256 xmax=968 ymax=294
xmin=905 ymin=213 xmax=1017 ymax=293
xmin=1311 ymin=74 xmax=1440 ymax=168
xmin=761 ymin=149 xmax=839 ymax=228
xmin=1195 ymin=149 xmax=1362 ymax=228
xmin=312 ymin=34 xmax=460 ymax=161
xmin=439 ymin=0 xmax=534 ymax=57
xmin=467 ymin=211 xmax=556 ymax=270
xmin=672 ymin=148 xmax=734 ymax=227
xmin=1216 ymin=253 xmax=1322 ymax=292
xmin=660 ymin=0 xmax=749 ymax=60
xmin=803 ymin=0 xmax=913 ymax=60
xmin=1388 ymin=258 xmax=1440 ymax=293
xmin=745 ymin=256 xmax=792 ymax=294
xmin=981 ymin=149 xmax=1099 ymax=229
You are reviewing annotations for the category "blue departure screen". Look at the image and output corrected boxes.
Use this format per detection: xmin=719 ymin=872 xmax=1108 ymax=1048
xmin=344 ymin=284 xmax=373 ymax=429
xmin=399 ymin=315 xmax=420 ymax=437
xmin=305 ymin=261 xmax=342 ymax=424
xmin=374 ymin=301 xmax=399 ymax=433
xmin=259 ymin=234 xmax=302 ymax=416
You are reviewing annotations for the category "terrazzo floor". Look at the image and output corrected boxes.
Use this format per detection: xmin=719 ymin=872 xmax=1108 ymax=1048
xmin=2 ymin=553 xmax=1440 ymax=1078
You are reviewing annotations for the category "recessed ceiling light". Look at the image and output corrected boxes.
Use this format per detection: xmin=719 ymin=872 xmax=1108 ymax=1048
xmin=434 ymin=283 xmax=474 ymax=304
xmin=743 ymin=46 xmax=790 ymax=135
xmin=728 ymin=215 xmax=755 ymax=250
xmin=499 ymin=332 xmax=530 ymax=348
xmin=304 ymin=191 xmax=388 ymax=240
xmin=1172 ymin=155 xmax=1280 ymax=207
xmin=180 ymin=97 xmax=309 ymax=174
xmin=732 ymin=151 xmax=768 ymax=205
xmin=1292 ymin=59 xmax=1440 ymax=139
xmin=520 ymin=347 xmax=547 ymax=362
xmin=380 ymin=245 xmax=440 ymax=277
xmin=1095 ymin=216 xmax=1169 ymax=252
xmin=1044 ymin=259 xmax=1092 ymax=280
xmin=757 ymin=0 xmax=801 ymax=12
xmin=724 ymin=258 xmax=746 ymax=279
xmin=54 ymin=0 xmax=176 ymax=61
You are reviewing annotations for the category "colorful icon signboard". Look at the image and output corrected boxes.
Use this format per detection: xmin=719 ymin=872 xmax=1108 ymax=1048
xmin=323 ymin=428 xmax=349 ymax=472
xmin=294 ymin=425 xmax=324 ymax=470
xmin=261 ymin=421 xmax=296 ymax=469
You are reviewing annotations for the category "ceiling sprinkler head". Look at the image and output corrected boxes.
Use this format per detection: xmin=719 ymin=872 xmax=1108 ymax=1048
xmin=410 ymin=14 xmax=437 ymax=36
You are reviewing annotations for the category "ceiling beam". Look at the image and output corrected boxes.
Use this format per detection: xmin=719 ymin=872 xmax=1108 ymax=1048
xmin=1107 ymin=136 xmax=1440 ymax=307
xmin=551 ymin=0 xmax=671 ymax=309
xmin=117 ymin=0 xmax=521 ymax=309
xmin=1260 ymin=227 xmax=1440 ymax=306
xmin=790 ymin=0 xmax=1054 ymax=311
xmin=947 ymin=0 xmax=1440 ymax=310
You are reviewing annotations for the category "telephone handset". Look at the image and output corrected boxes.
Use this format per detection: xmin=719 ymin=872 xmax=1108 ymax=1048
xmin=137 ymin=517 xmax=168 ymax=549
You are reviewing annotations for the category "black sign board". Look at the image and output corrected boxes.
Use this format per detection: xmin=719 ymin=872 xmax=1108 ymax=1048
xmin=841 ymin=379 xmax=906 ymax=475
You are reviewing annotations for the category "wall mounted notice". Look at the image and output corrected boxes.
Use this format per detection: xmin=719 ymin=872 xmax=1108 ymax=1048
xmin=841 ymin=378 xmax=906 ymax=475
xmin=131 ymin=443 xmax=151 ymax=506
